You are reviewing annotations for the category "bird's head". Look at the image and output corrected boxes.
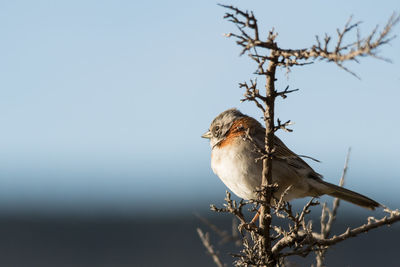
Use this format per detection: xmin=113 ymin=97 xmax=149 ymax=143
xmin=201 ymin=108 xmax=246 ymax=148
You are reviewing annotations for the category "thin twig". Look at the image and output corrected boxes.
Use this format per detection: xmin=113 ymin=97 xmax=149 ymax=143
xmin=316 ymin=148 xmax=351 ymax=266
xmin=197 ymin=228 xmax=227 ymax=267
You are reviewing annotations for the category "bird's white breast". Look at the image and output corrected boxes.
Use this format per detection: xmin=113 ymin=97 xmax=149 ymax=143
xmin=210 ymin=138 xmax=313 ymax=202
xmin=211 ymin=140 xmax=262 ymax=200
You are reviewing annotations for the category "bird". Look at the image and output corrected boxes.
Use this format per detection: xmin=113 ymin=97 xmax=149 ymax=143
xmin=202 ymin=108 xmax=380 ymax=210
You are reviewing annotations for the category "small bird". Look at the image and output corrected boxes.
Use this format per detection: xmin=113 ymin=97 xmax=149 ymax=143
xmin=202 ymin=108 xmax=380 ymax=210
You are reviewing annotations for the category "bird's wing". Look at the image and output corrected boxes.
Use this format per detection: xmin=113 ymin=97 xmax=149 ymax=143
xmin=251 ymin=122 xmax=323 ymax=180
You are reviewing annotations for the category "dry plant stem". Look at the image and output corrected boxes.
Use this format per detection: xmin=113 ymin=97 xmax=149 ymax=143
xmin=221 ymin=4 xmax=400 ymax=77
xmin=197 ymin=228 xmax=227 ymax=267
xmin=318 ymin=212 xmax=400 ymax=246
xmin=316 ymin=148 xmax=350 ymax=267
xmin=323 ymin=149 xmax=349 ymax=236
xmin=271 ymin=209 xmax=400 ymax=259
xmin=195 ymin=213 xmax=241 ymax=245
xmin=259 ymin=56 xmax=278 ymax=263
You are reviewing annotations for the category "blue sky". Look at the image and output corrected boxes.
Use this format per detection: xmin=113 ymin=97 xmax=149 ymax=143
xmin=0 ymin=0 xmax=399 ymax=214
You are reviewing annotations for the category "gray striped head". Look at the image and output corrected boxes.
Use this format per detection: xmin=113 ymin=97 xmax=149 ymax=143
xmin=201 ymin=108 xmax=246 ymax=148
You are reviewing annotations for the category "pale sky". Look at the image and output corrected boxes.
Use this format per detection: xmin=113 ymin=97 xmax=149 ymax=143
xmin=0 ymin=0 xmax=399 ymax=214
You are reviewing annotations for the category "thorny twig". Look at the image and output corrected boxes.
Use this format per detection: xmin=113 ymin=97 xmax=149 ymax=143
xmin=197 ymin=228 xmax=227 ymax=267
xmin=195 ymin=213 xmax=241 ymax=246
xmin=210 ymin=191 xmax=260 ymax=233
xmin=221 ymin=4 xmax=400 ymax=78
xmin=316 ymin=148 xmax=351 ymax=266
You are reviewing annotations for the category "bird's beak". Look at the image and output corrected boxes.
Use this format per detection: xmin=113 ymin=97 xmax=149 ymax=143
xmin=201 ymin=130 xmax=212 ymax=139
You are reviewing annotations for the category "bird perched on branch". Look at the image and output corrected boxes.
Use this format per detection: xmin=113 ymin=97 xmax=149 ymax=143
xmin=202 ymin=108 xmax=380 ymax=210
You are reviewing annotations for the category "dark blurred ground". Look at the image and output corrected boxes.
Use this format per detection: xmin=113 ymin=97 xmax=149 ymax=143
xmin=0 ymin=209 xmax=399 ymax=267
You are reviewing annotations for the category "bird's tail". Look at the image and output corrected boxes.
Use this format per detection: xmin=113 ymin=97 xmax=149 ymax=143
xmin=320 ymin=181 xmax=380 ymax=210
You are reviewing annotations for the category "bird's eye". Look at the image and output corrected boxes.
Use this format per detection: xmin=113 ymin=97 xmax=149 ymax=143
xmin=212 ymin=125 xmax=221 ymax=137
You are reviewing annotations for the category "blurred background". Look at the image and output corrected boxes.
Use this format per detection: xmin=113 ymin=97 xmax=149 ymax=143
xmin=0 ymin=0 xmax=399 ymax=266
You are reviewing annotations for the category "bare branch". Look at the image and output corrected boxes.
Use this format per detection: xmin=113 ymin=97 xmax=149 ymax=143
xmin=316 ymin=148 xmax=351 ymax=266
xmin=278 ymin=13 xmax=400 ymax=76
xmin=275 ymin=85 xmax=299 ymax=99
xmin=274 ymin=118 xmax=294 ymax=133
xmin=221 ymin=4 xmax=399 ymax=76
xmin=210 ymin=191 xmax=259 ymax=233
xmin=197 ymin=228 xmax=227 ymax=267
xmin=240 ymin=80 xmax=266 ymax=113
xmin=195 ymin=213 xmax=241 ymax=245
xmin=315 ymin=209 xmax=400 ymax=247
